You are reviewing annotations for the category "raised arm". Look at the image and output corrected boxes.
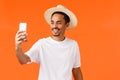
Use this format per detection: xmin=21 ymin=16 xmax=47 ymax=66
xmin=15 ymin=31 xmax=31 ymax=64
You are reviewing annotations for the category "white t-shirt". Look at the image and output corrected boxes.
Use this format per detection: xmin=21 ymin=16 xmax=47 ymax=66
xmin=25 ymin=37 xmax=81 ymax=80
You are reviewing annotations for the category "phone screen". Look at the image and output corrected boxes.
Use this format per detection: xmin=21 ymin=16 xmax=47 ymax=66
xmin=19 ymin=23 xmax=27 ymax=31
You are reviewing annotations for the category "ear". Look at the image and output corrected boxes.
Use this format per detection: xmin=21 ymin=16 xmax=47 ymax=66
xmin=66 ymin=23 xmax=70 ymax=28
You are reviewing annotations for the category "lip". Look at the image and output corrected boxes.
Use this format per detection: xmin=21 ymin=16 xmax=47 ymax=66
xmin=53 ymin=28 xmax=59 ymax=33
xmin=52 ymin=27 xmax=60 ymax=31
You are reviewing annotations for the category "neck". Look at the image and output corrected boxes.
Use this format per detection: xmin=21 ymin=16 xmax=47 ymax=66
xmin=51 ymin=36 xmax=65 ymax=41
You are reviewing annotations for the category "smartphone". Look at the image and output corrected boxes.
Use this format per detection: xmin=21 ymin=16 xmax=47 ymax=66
xmin=19 ymin=22 xmax=27 ymax=41
xmin=19 ymin=22 xmax=27 ymax=31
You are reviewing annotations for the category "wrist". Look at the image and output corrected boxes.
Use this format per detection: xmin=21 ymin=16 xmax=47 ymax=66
xmin=15 ymin=44 xmax=22 ymax=50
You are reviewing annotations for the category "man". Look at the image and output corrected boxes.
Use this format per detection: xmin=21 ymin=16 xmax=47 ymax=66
xmin=15 ymin=4 xmax=83 ymax=80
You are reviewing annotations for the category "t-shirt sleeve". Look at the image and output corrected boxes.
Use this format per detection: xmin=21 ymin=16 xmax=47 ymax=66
xmin=25 ymin=40 xmax=41 ymax=64
xmin=73 ymin=41 xmax=81 ymax=68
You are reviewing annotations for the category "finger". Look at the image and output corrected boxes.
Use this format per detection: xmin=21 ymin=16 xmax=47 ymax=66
xmin=16 ymin=40 xmax=23 ymax=44
xmin=16 ymin=35 xmax=27 ymax=41
xmin=16 ymin=31 xmax=23 ymax=38
xmin=22 ymin=38 xmax=27 ymax=42
xmin=16 ymin=36 xmax=23 ymax=41
xmin=16 ymin=32 xmax=27 ymax=39
xmin=16 ymin=30 xmax=26 ymax=36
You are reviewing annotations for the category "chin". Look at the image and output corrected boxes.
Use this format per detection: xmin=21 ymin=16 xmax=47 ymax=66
xmin=53 ymin=34 xmax=60 ymax=37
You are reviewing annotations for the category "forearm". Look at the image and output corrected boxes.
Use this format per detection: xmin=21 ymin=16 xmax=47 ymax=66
xmin=74 ymin=71 xmax=83 ymax=80
xmin=15 ymin=31 xmax=30 ymax=64
xmin=73 ymin=68 xmax=83 ymax=80
xmin=16 ymin=46 xmax=30 ymax=64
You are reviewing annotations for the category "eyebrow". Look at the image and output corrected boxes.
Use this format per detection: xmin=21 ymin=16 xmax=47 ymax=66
xmin=51 ymin=20 xmax=62 ymax=23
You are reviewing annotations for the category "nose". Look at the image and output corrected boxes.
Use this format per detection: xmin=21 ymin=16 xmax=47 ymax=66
xmin=52 ymin=23 xmax=58 ymax=28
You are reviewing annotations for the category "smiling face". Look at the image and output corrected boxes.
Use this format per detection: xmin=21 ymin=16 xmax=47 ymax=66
xmin=50 ymin=13 xmax=69 ymax=37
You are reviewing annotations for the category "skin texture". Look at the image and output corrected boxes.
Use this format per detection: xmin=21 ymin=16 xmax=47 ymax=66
xmin=50 ymin=14 xmax=69 ymax=41
xmin=15 ymin=31 xmax=31 ymax=64
xmin=72 ymin=67 xmax=83 ymax=80
xmin=15 ymin=13 xmax=83 ymax=80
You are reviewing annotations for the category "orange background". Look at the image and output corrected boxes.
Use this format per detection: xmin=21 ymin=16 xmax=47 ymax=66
xmin=0 ymin=0 xmax=120 ymax=80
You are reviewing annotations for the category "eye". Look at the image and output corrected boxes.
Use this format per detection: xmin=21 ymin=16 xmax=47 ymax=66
xmin=57 ymin=22 xmax=62 ymax=24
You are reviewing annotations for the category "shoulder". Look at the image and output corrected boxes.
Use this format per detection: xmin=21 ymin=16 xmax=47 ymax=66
xmin=66 ymin=37 xmax=78 ymax=45
xmin=65 ymin=38 xmax=80 ymax=51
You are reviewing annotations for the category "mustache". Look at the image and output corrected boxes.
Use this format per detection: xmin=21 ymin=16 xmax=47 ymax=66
xmin=52 ymin=27 xmax=60 ymax=30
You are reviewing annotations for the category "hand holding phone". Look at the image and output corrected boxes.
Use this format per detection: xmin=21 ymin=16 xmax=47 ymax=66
xmin=19 ymin=22 xmax=27 ymax=41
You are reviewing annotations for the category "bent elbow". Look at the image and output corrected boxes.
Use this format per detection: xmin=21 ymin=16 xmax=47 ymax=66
xmin=18 ymin=60 xmax=27 ymax=65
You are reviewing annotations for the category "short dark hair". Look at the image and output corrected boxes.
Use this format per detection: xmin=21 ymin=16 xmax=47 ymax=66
xmin=51 ymin=11 xmax=70 ymax=23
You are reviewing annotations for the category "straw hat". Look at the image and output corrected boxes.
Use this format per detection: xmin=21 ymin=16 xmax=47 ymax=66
xmin=44 ymin=4 xmax=78 ymax=30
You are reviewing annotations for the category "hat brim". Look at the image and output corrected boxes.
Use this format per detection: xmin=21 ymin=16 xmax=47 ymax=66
xmin=44 ymin=5 xmax=78 ymax=30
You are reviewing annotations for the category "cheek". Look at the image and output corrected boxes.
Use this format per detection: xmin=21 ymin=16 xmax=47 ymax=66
xmin=50 ymin=25 xmax=55 ymax=29
xmin=60 ymin=27 xmax=66 ymax=33
xmin=61 ymin=25 xmax=67 ymax=30
xmin=59 ymin=25 xmax=63 ymax=29
xmin=59 ymin=24 xmax=66 ymax=29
